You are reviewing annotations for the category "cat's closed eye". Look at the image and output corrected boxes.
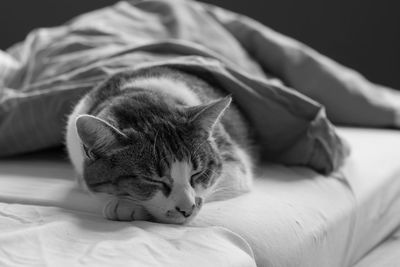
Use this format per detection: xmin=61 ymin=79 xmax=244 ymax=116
xmin=142 ymin=176 xmax=171 ymax=190
xmin=190 ymin=170 xmax=203 ymax=185
xmin=143 ymin=176 xmax=167 ymax=185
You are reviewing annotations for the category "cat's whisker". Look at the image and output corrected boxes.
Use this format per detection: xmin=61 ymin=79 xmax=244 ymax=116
xmin=120 ymin=195 xmax=141 ymax=203
xmin=153 ymin=130 xmax=159 ymax=157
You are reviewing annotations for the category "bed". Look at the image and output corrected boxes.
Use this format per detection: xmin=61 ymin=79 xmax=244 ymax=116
xmin=355 ymin=226 xmax=400 ymax=267
xmin=1 ymin=127 xmax=400 ymax=266
xmin=1 ymin=0 xmax=400 ymax=266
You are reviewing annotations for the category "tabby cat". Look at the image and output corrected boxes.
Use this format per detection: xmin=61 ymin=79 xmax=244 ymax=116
xmin=66 ymin=67 xmax=254 ymax=224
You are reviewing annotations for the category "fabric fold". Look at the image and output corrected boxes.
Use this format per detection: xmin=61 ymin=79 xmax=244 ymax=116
xmin=4 ymin=0 xmax=399 ymax=174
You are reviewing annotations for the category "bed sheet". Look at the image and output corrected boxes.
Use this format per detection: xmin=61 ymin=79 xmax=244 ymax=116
xmin=1 ymin=127 xmax=400 ymax=267
xmin=0 ymin=203 xmax=255 ymax=267
xmin=0 ymin=155 xmax=255 ymax=267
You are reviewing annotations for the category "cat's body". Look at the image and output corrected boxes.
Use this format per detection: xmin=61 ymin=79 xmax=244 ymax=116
xmin=66 ymin=67 xmax=254 ymax=224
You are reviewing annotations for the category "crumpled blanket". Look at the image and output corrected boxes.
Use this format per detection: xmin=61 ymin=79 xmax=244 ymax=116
xmin=1 ymin=0 xmax=400 ymax=173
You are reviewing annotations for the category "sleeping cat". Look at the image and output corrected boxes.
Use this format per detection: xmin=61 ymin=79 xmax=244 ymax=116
xmin=66 ymin=67 xmax=254 ymax=224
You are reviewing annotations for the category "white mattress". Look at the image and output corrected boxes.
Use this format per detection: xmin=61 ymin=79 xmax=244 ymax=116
xmin=1 ymin=127 xmax=400 ymax=267
xmin=354 ymin=226 xmax=400 ymax=267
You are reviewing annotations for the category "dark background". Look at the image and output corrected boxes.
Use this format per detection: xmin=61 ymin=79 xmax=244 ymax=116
xmin=1 ymin=0 xmax=399 ymax=88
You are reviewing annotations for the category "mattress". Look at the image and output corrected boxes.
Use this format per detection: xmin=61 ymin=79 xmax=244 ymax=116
xmin=1 ymin=127 xmax=400 ymax=267
xmin=354 ymin=225 xmax=400 ymax=267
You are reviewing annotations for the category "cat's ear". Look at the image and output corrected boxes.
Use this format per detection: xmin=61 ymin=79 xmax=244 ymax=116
xmin=189 ymin=96 xmax=232 ymax=134
xmin=75 ymin=114 xmax=127 ymax=158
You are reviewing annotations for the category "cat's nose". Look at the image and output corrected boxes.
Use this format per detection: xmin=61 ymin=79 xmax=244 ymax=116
xmin=175 ymin=204 xmax=195 ymax=218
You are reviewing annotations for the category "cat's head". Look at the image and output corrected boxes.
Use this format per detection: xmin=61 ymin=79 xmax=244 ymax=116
xmin=75 ymin=96 xmax=231 ymax=224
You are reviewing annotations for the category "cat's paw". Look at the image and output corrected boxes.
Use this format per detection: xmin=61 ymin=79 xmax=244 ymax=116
xmin=103 ymin=197 xmax=148 ymax=221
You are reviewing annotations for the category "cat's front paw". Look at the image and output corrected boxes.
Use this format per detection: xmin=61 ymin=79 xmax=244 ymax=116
xmin=103 ymin=197 xmax=148 ymax=222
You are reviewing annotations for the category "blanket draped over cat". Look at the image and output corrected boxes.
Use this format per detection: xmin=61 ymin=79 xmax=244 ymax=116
xmin=2 ymin=0 xmax=400 ymax=173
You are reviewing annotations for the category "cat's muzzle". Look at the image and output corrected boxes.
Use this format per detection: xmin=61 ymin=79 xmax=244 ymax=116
xmin=165 ymin=197 xmax=203 ymax=224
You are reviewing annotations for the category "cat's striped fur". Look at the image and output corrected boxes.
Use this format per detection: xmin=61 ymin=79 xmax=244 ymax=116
xmin=66 ymin=67 xmax=254 ymax=224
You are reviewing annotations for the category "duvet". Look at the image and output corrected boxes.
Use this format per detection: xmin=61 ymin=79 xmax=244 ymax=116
xmin=1 ymin=0 xmax=400 ymax=173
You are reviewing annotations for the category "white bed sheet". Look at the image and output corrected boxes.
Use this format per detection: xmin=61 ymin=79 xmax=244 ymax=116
xmin=1 ymin=127 xmax=400 ymax=267
xmin=0 ymin=159 xmax=255 ymax=267
xmin=0 ymin=203 xmax=255 ymax=267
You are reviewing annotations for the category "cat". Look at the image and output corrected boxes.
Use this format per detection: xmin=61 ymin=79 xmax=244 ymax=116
xmin=66 ymin=67 xmax=255 ymax=224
